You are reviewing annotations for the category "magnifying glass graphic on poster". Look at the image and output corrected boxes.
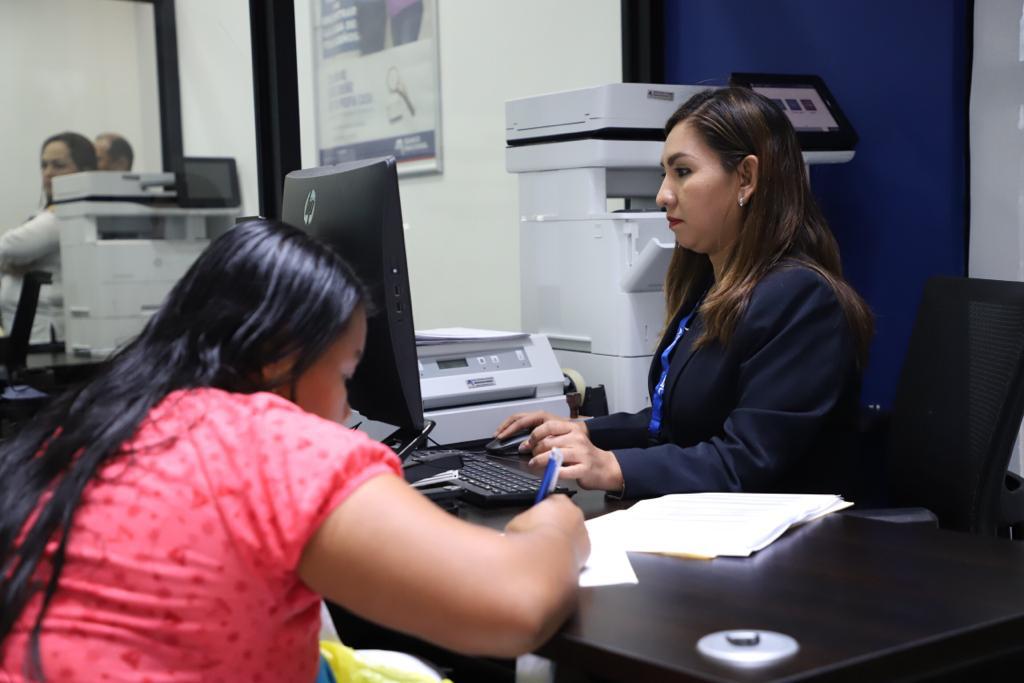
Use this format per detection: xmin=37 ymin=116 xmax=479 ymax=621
xmin=386 ymin=66 xmax=416 ymax=123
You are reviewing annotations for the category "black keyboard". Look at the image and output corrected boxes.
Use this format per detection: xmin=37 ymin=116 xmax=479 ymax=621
xmin=405 ymin=449 xmax=570 ymax=508
xmin=457 ymin=454 xmax=548 ymax=507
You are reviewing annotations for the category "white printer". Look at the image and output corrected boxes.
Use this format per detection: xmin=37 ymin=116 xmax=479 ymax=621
xmin=52 ymin=170 xmax=238 ymax=356
xmin=506 ymin=83 xmax=707 ymax=414
xmin=416 ymin=329 xmax=568 ymax=445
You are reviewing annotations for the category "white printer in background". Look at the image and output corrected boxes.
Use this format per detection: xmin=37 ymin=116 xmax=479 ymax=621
xmin=51 ymin=171 xmax=178 ymax=204
xmin=416 ymin=329 xmax=568 ymax=445
xmin=506 ymin=83 xmax=708 ymax=414
xmin=52 ymin=167 xmax=239 ymax=357
xmin=506 ymin=81 xmax=857 ymax=413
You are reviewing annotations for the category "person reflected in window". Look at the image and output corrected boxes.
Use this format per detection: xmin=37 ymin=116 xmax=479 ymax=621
xmin=496 ymin=87 xmax=874 ymax=500
xmin=94 ymin=132 xmax=134 ymax=171
xmin=0 ymin=132 xmax=97 ymax=344
xmin=0 ymin=220 xmax=588 ymax=681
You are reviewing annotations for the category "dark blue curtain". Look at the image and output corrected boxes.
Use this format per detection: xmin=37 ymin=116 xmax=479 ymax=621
xmin=663 ymin=0 xmax=970 ymax=408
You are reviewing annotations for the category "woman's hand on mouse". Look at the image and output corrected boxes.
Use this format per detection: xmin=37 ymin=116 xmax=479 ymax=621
xmin=494 ymin=410 xmax=583 ymax=441
xmin=525 ymin=419 xmax=623 ymax=492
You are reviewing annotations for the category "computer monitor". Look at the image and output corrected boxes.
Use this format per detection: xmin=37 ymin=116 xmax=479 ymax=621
xmin=176 ymin=157 xmax=241 ymax=208
xmin=281 ymin=156 xmax=428 ymax=453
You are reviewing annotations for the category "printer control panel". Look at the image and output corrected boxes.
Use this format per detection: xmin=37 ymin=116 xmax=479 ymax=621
xmin=419 ymin=347 xmax=531 ymax=379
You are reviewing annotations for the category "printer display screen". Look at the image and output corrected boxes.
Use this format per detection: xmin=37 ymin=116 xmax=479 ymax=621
xmin=729 ymin=73 xmax=857 ymax=152
xmin=749 ymin=85 xmax=839 ymax=132
xmin=438 ymin=358 xmax=469 ymax=370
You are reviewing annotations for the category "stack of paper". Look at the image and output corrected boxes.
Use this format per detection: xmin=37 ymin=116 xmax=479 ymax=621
xmin=579 ymin=493 xmax=852 ymax=587
xmin=591 ymin=492 xmax=852 ymax=559
xmin=415 ymin=327 xmax=529 ymax=346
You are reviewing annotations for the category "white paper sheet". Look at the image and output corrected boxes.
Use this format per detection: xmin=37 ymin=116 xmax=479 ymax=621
xmin=578 ymin=543 xmax=638 ymax=587
xmin=584 ymin=493 xmax=853 ymax=560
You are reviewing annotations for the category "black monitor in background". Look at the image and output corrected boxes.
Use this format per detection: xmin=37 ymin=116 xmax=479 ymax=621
xmin=176 ymin=157 xmax=241 ymax=208
xmin=281 ymin=156 xmax=430 ymax=455
xmin=729 ymin=73 xmax=858 ymax=152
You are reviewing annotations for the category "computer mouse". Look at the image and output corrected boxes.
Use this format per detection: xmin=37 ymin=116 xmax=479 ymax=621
xmin=484 ymin=429 xmax=532 ymax=455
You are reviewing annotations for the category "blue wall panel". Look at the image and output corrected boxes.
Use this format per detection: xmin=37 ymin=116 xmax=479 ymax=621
xmin=663 ymin=0 xmax=969 ymax=408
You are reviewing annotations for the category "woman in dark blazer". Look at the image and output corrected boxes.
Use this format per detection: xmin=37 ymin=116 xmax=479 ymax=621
xmin=496 ymin=87 xmax=873 ymax=499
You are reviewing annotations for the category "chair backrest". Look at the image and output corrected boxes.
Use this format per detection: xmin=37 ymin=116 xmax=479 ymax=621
xmin=886 ymin=276 xmax=1024 ymax=535
xmin=4 ymin=270 xmax=52 ymax=375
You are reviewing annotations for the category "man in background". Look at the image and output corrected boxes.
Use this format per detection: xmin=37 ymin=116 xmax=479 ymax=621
xmin=94 ymin=133 xmax=133 ymax=171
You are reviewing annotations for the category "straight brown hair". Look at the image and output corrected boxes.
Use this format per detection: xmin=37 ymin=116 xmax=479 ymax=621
xmin=662 ymin=87 xmax=873 ymax=368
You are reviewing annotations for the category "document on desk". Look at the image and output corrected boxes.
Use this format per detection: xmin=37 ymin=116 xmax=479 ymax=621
xmin=586 ymin=493 xmax=853 ymax=563
xmin=579 ymin=544 xmax=639 ymax=587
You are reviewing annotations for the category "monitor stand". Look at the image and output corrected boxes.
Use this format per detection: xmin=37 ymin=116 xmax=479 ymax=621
xmin=383 ymin=419 xmax=436 ymax=461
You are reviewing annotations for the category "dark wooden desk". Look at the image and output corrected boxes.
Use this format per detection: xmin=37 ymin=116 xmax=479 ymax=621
xmin=527 ymin=494 xmax=1024 ymax=682
xmin=0 ymin=352 xmax=104 ymax=435
xmin=19 ymin=350 xmax=103 ymax=389
xmin=333 ymin=467 xmax=1024 ymax=682
xmin=24 ymin=350 xmax=103 ymax=371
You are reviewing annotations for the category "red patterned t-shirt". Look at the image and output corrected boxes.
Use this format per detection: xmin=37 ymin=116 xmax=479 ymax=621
xmin=1 ymin=388 xmax=401 ymax=682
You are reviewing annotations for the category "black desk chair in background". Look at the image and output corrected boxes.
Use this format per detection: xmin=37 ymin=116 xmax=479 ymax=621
xmin=855 ymin=277 xmax=1024 ymax=537
xmin=0 ymin=271 xmax=55 ymax=435
xmin=0 ymin=270 xmax=52 ymax=377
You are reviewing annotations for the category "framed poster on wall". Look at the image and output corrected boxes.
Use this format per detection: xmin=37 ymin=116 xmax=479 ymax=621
xmin=312 ymin=0 xmax=441 ymax=175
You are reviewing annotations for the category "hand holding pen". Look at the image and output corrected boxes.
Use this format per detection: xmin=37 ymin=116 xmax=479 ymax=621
xmin=504 ymin=448 xmax=590 ymax=566
xmin=534 ymin=447 xmax=564 ymax=504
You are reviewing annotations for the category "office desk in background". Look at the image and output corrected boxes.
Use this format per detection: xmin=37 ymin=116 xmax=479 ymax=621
xmin=24 ymin=350 xmax=104 ymax=371
xmin=22 ymin=350 xmax=103 ymax=387
xmin=334 ymin=475 xmax=1024 ymax=683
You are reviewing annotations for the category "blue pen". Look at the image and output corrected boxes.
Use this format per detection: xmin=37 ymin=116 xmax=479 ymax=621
xmin=534 ymin=447 xmax=564 ymax=504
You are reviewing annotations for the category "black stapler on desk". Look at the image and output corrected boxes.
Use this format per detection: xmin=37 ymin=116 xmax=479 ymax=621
xmin=403 ymin=450 xmax=465 ymax=512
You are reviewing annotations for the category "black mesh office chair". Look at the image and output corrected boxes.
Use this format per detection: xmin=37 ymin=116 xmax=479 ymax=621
xmin=862 ymin=277 xmax=1024 ymax=536
xmin=0 ymin=271 xmax=54 ymax=435
xmin=0 ymin=270 xmax=52 ymax=380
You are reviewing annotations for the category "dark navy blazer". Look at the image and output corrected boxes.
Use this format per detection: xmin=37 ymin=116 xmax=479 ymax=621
xmin=586 ymin=264 xmax=861 ymax=499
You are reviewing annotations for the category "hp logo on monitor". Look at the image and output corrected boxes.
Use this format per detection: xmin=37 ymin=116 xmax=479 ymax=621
xmin=303 ymin=189 xmax=317 ymax=225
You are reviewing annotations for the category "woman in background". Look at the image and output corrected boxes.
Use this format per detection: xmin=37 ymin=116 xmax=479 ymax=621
xmin=497 ymin=87 xmax=873 ymax=500
xmin=0 ymin=220 xmax=587 ymax=682
xmin=0 ymin=132 xmax=97 ymax=344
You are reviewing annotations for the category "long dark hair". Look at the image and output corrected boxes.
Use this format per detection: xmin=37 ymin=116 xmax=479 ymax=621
xmin=662 ymin=87 xmax=873 ymax=368
xmin=0 ymin=219 xmax=368 ymax=676
xmin=41 ymin=132 xmax=98 ymax=172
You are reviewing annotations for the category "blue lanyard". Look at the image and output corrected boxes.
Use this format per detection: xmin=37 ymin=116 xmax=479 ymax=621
xmin=648 ymin=297 xmax=703 ymax=437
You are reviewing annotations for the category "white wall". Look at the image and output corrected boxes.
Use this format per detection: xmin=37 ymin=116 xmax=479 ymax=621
xmin=0 ymin=0 xmax=161 ymax=230
xmin=176 ymin=0 xmax=620 ymax=327
xmin=174 ymin=0 xmax=260 ymax=218
xmin=294 ymin=0 xmax=622 ymax=330
xmin=968 ymin=0 xmax=1024 ymax=474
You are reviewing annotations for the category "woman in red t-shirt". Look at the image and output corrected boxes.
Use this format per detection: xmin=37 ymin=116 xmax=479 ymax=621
xmin=0 ymin=219 xmax=588 ymax=682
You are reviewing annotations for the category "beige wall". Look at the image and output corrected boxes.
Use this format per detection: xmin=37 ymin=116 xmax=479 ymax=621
xmin=175 ymin=0 xmax=260 ymax=218
xmin=294 ymin=0 xmax=623 ymax=330
xmin=177 ymin=0 xmax=621 ymax=329
xmin=968 ymin=0 xmax=1024 ymax=475
xmin=0 ymin=0 xmax=161 ymax=230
